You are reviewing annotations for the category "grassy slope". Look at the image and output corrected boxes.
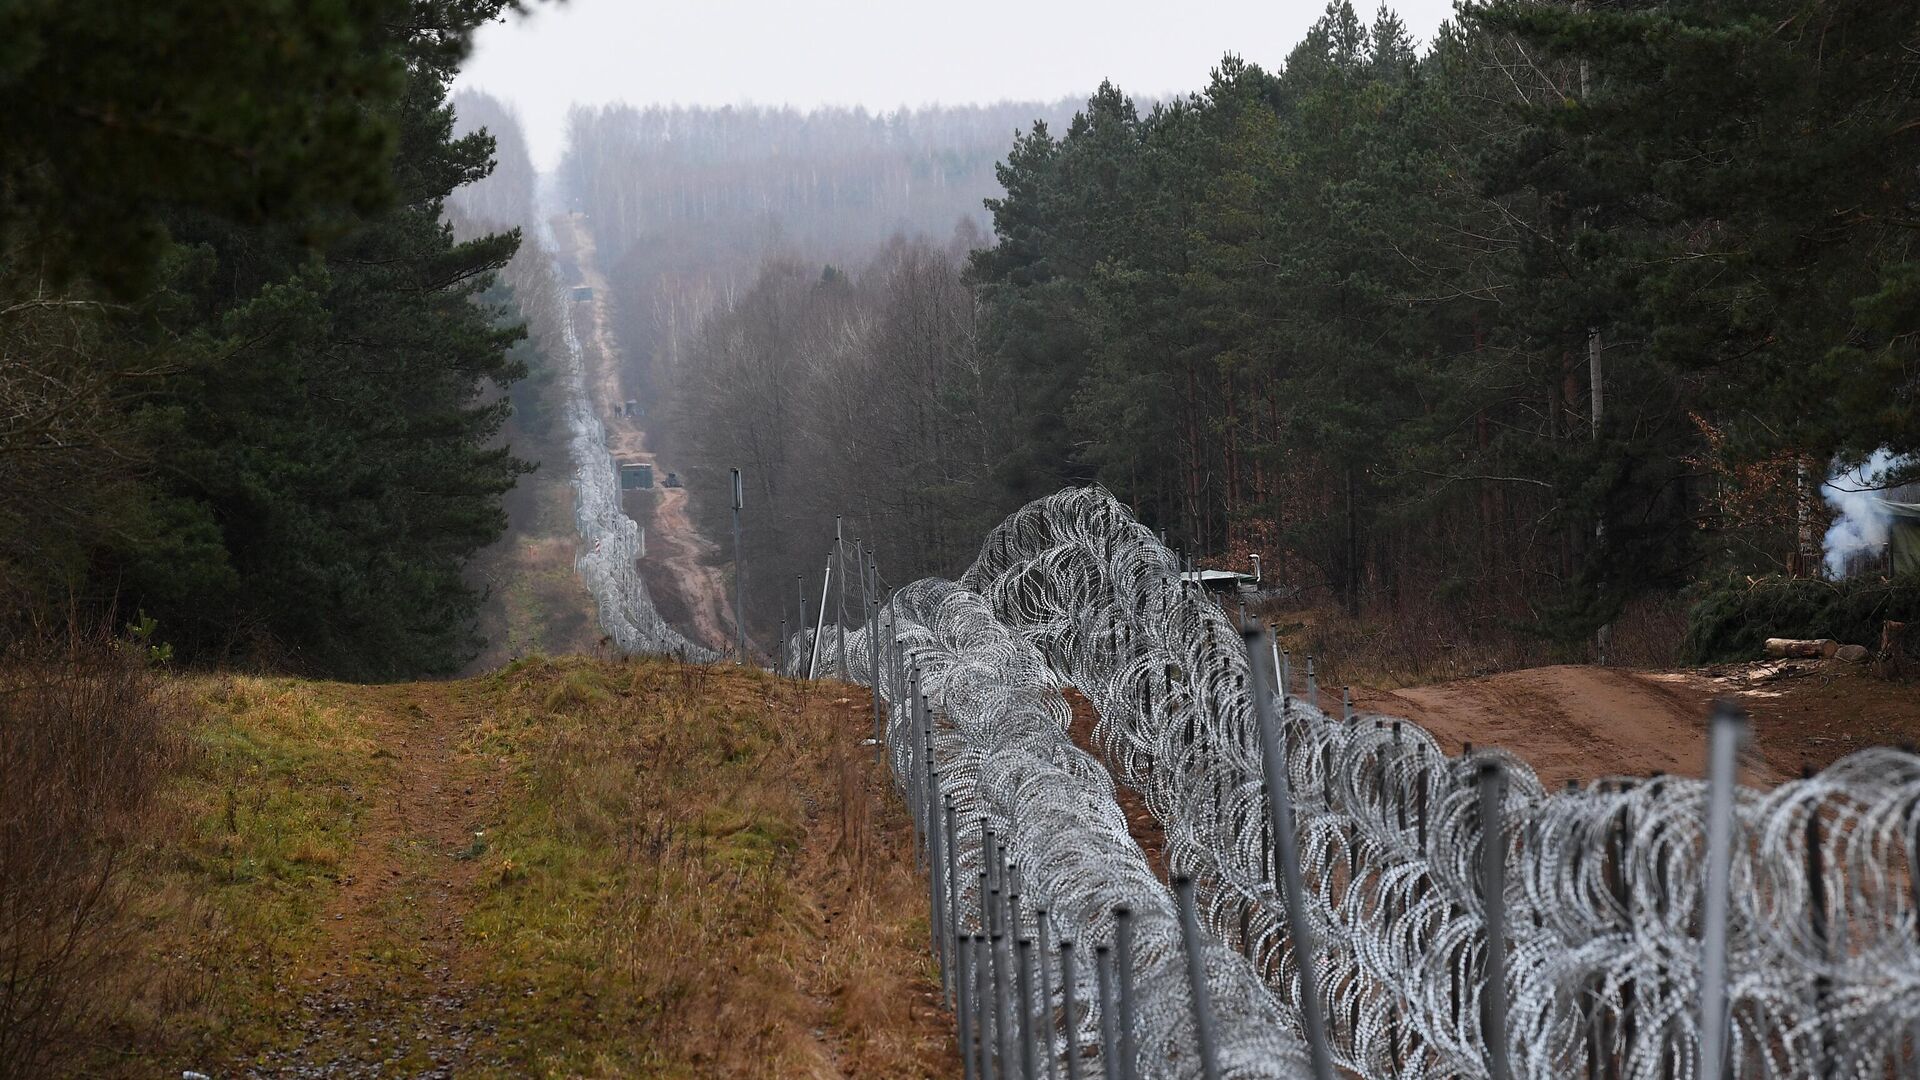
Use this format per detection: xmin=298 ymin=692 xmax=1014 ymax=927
xmin=80 ymin=658 xmax=953 ymax=1078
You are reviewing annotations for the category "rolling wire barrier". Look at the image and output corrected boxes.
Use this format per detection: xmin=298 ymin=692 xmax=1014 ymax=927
xmin=781 ymin=486 xmax=1920 ymax=1080
xmin=534 ymin=196 xmax=716 ymax=662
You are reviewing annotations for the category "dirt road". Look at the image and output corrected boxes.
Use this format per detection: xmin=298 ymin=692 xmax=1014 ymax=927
xmin=1353 ymin=660 xmax=1920 ymax=788
xmin=554 ymin=214 xmax=735 ymax=653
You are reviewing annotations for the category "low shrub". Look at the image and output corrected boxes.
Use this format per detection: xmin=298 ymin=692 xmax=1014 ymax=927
xmin=1681 ymin=573 xmax=1920 ymax=663
xmin=0 ymin=623 xmax=185 ymax=1078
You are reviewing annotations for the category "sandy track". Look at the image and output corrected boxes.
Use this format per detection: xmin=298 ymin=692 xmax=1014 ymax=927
xmin=554 ymin=214 xmax=735 ymax=654
xmin=1352 ymin=659 xmax=1920 ymax=788
xmin=1354 ymin=665 xmax=1768 ymax=787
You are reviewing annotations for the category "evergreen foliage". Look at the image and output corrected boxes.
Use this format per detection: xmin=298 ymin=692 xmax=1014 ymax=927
xmin=967 ymin=0 xmax=1919 ymax=642
xmin=1 ymin=1 xmax=535 ymax=677
xmin=1683 ymin=574 xmax=1920 ymax=663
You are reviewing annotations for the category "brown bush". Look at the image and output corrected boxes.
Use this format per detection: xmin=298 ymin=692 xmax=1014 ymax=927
xmin=0 ymin=622 xmax=185 ymax=1078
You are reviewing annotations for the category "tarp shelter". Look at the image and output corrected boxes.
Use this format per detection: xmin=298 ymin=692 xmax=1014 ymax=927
xmin=1882 ymin=499 xmax=1920 ymax=575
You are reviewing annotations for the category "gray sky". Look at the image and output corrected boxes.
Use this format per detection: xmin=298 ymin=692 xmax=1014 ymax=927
xmin=455 ymin=0 xmax=1462 ymax=170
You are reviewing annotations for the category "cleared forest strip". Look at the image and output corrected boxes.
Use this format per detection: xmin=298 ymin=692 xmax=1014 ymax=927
xmin=70 ymin=659 xmax=954 ymax=1079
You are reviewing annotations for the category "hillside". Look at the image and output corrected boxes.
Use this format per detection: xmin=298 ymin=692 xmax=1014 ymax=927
xmin=60 ymin=659 xmax=954 ymax=1078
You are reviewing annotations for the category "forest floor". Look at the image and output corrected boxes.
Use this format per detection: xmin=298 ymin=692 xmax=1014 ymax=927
xmin=556 ymin=212 xmax=736 ymax=654
xmin=74 ymin=659 xmax=953 ymax=1079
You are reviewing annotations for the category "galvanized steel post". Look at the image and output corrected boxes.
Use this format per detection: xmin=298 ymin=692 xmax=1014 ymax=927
xmin=1094 ymin=945 xmax=1120 ymax=1080
xmin=1698 ymin=702 xmax=1747 ymax=1080
xmin=1478 ymin=760 xmax=1511 ymax=1080
xmin=1112 ymin=906 xmax=1138 ymax=1080
xmin=1172 ymin=876 xmax=1222 ymax=1080
xmin=1016 ymin=938 xmax=1041 ymax=1080
xmin=1059 ymin=939 xmax=1082 ymax=1080
xmin=729 ymin=467 xmax=746 ymax=662
xmin=1244 ymin=628 xmax=1335 ymax=1080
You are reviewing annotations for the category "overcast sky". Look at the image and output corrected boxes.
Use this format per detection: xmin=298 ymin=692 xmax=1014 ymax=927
xmin=455 ymin=0 xmax=1462 ymax=169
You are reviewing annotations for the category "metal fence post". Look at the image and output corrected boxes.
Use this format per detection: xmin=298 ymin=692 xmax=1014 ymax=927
xmin=946 ymin=796 xmax=963 ymax=1002
xmin=835 ymin=519 xmax=848 ymax=679
xmin=1016 ymin=939 xmax=1041 ymax=1080
xmin=1095 ymin=945 xmax=1120 ymax=1080
xmin=870 ymin=598 xmax=883 ymax=742
xmin=808 ymin=553 xmax=831 ymax=679
xmin=977 ymin=934 xmax=997 ymax=1080
xmin=993 ymin=931 xmax=1013 ymax=1076
xmin=923 ymin=704 xmax=937 ymax=870
xmin=959 ymin=934 xmax=979 ymax=1080
xmin=929 ymin=769 xmax=950 ymax=993
xmin=1173 ymin=877 xmax=1223 ymax=1080
xmin=729 ymin=467 xmax=746 ymax=663
xmin=796 ymin=574 xmax=808 ymax=674
xmin=1060 ymin=939 xmax=1082 ymax=1080
xmin=908 ymin=674 xmax=926 ymax=862
xmin=1699 ymin=702 xmax=1746 ymax=1080
xmin=1034 ymin=908 xmax=1059 ymax=1080
xmin=1112 ymin=906 xmax=1138 ymax=1080
xmin=1478 ymin=761 xmax=1511 ymax=1080
xmin=1244 ymin=628 xmax=1335 ymax=1080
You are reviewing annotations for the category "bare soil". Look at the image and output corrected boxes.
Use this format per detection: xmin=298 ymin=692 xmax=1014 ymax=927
xmin=1062 ymin=658 xmax=1919 ymax=878
xmin=1352 ymin=660 xmax=1920 ymax=788
xmin=1064 ymin=689 xmax=1168 ymax=876
xmin=554 ymin=213 xmax=736 ymax=653
xmin=243 ymin=682 xmax=501 ymax=1077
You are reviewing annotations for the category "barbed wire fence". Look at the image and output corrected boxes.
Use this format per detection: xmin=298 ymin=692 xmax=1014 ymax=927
xmin=535 ymin=206 xmax=716 ymax=662
xmin=786 ymin=486 xmax=1920 ymax=1080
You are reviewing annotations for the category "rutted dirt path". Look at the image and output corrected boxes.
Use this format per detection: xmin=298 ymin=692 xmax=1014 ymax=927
xmin=243 ymin=684 xmax=501 ymax=1078
xmin=553 ymin=213 xmax=735 ymax=654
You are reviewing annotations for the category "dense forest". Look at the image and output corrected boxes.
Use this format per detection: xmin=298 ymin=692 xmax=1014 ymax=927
xmin=631 ymin=0 xmax=1920 ymax=661
xmin=0 ymin=2 xmax=538 ymax=677
xmin=5 ymin=0 xmax=1915 ymax=675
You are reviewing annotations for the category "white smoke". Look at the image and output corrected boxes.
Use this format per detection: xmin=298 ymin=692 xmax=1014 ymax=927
xmin=1821 ymin=449 xmax=1909 ymax=578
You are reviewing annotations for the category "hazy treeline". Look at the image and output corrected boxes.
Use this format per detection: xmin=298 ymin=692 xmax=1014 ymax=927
xmin=0 ymin=3 xmax=536 ymax=677
xmin=563 ymin=100 xmax=1076 ymax=404
xmin=668 ymin=236 xmax=1009 ymax=638
xmin=448 ymin=91 xmax=604 ymax=667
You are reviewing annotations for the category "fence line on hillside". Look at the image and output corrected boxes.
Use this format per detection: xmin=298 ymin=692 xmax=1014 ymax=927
xmin=534 ymin=201 xmax=715 ymax=662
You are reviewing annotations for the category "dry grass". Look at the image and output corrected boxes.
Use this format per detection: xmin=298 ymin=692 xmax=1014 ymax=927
xmin=461 ymin=656 xmax=952 ymax=1076
xmin=66 ymin=674 xmax=399 ymax=1073
xmin=54 ymin=656 xmax=953 ymax=1078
